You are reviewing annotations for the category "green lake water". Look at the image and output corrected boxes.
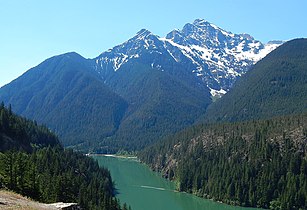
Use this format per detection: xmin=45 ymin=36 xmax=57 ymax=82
xmin=94 ymin=155 xmax=260 ymax=210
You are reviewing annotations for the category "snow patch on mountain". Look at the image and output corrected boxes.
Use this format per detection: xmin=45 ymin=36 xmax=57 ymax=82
xmin=210 ymin=88 xmax=227 ymax=97
xmin=94 ymin=19 xmax=283 ymax=96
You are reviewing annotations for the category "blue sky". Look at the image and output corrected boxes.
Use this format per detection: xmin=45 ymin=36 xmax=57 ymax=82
xmin=0 ymin=0 xmax=306 ymax=87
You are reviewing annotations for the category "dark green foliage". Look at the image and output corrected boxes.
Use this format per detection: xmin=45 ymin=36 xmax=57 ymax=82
xmin=139 ymin=113 xmax=307 ymax=209
xmin=0 ymin=51 xmax=211 ymax=152
xmin=0 ymin=147 xmax=124 ymax=210
xmin=0 ymin=103 xmax=127 ymax=210
xmin=98 ymin=59 xmax=211 ymax=151
xmin=139 ymin=39 xmax=307 ymax=209
xmin=0 ymin=53 xmax=128 ymax=148
xmin=204 ymin=38 xmax=307 ymax=122
xmin=0 ymin=102 xmax=60 ymax=152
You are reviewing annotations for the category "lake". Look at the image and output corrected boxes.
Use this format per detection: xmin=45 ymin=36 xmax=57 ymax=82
xmin=94 ymin=155 xmax=260 ymax=210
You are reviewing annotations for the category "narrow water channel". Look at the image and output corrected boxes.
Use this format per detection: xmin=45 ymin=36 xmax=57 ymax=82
xmin=94 ymin=155 xmax=260 ymax=210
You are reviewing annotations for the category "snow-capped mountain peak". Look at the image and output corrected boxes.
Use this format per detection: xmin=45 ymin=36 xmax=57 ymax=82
xmin=95 ymin=28 xmax=164 ymax=75
xmin=193 ymin=18 xmax=209 ymax=25
xmin=193 ymin=18 xmax=234 ymax=37
xmin=135 ymin=28 xmax=152 ymax=38
xmin=94 ymin=19 xmax=283 ymax=96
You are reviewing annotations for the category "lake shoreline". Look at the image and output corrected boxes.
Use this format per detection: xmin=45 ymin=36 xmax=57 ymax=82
xmin=92 ymin=154 xmax=261 ymax=209
xmin=88 ymin=153 xmax=138 ymax=159
xmin=94 ymin=155 xmax=261 ymax=210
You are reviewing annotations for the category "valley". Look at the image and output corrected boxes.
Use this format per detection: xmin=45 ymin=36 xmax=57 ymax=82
xmin=0 ymin=16 xmax=306 ymax=210
xmin=0 ymin=19 xmax=281 ymax=152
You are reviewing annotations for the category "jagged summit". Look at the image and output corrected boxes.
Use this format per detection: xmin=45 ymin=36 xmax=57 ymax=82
xmin=192 ymin=19 xmax=223 ymax=31
xmin=0 ymin=19 xmax=288 ymax=152
xmin=94 ymin=19 xmax=282 ymax=96
xmin=193 ymin=18 xmax=210 ymax=25
xmin=136 ymin=28 xmax=153 ymax=37
xmin=240 ymin=33 xmax=254 ymax=40
xmin=95 ymin=28 xmax=165 ymax=74
xmin=165 ymin=29 xmax=185 ymax=43
xmin=192 ymin=19 xmax=222 ymax=33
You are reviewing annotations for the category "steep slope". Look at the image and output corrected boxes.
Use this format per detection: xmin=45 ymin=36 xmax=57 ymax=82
xmin=95 ymin=19 xmax=281 ymax=97
xmin=139 ymin=113 xmax=307 ymax=209
xmin=0 ymin=103 xmax=60 ymax=152
xmin=0 ymin=190 xmax=62 ymax=210
xmin=0 ymin=106 xmax=125 ymax=210
xmin=204 ymin=38 xmax=307 ymax=122
xmin=0 ymin=19 xmax=282 ymax=151
xmin=139 ymin=38 xmax=307 ymax=208
xmin=99 ymin=59 xmax=211 ymax=151
xmin=161 ymin=19 xmax=281 ymax=95
xmin=0 ymin=52 xmax=128 ymax=147
xmin=95 ymin=35 xmax=212 ymax=151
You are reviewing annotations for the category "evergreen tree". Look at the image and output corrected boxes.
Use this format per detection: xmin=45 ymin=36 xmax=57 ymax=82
xmin=139 ymin=113 xmax=307 ymax=209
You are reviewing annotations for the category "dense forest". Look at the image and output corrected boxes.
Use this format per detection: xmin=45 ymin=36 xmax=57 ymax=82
xmin=0 ymin=102 xmax=60 ymax=152
xmin=0 ymin=103 xmax=130 ymax=210
xmin=0 ymin=53 xmax=129 ymax=150
xmin=204 ymin=38 xmax=307 ymax=123
xmin=139 ymin=113 xmax=307 ymax=209
xmin=0 ymin=51 xmax=211 ymax=153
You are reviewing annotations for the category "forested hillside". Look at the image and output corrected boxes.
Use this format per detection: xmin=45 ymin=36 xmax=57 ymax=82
xmin=0 ymin=53 xmax=128 ymax=148
xmin=0 ymin=19 xmax=281 ymax=153
xmin=139 ymin=38 xmax=307 ymax=210
xmin=98 ymin=61 xmax=211 ymax=152
xmin=204 ymin=38 xmax=307 ymax=122
xmin=0 ymin=104 xmax=129 ymax=210
xmin=0 ymin=102 xmax=60 ymax=152
xmin=0 ymin=51 xmax=211 ymax=153
xmin=139 ymin=113 xmax=307 ymax=209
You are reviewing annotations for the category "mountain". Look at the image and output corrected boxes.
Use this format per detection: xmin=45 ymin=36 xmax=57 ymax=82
xmin=0 ymin=52 xmax=128 ymax=147
xmin=100 ymin=61 xmax=211 ymax=151
xmin=204 ymin=38 xmax=307 ymax=122
xmin=95 ymin=19 xmax=281 ymax=97
xmin=138 ymin=38 xmax=307 ymax=209
xmin=94 ymin=30 xmax=212 ymax=150
xmin=0 ymin=51 xmax=211 ymax=151
xmin=0 ymin=19 xmax=281 ymax=151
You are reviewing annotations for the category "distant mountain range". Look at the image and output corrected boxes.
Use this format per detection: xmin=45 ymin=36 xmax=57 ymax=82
xmin=0 ymin=19 xmax=283 ymax=151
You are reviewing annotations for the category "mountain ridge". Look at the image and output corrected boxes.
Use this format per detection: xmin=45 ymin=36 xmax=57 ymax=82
xmin=94 ymin=18 xmax=282 ymax=97
xmin=138 ymin=40 xmax=307 ymax=209
xmin=204 ymin=38 xmax=307 ymax=122
xmin=0 ymin=53 xmax=129 ymax=147
xmin=0 ymin=19 xmax=284 ymax=151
